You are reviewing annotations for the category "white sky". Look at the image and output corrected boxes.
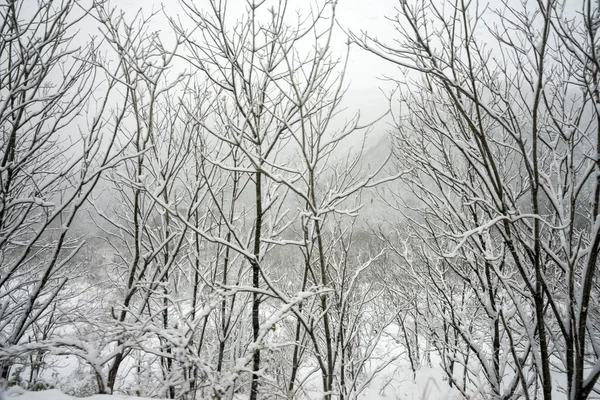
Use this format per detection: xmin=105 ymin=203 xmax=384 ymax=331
xmin=73 ymin=0 xmax=403 ymax=148
xmin=69 ymin=0 xmax=584 ymax=153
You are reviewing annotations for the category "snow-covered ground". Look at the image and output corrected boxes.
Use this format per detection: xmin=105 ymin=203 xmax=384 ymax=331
xmin=4 ymin=386 xmax=155 ymax=400
xmin=4 ymin=366 xmax=459 ymax=400
xmin=348 ymin=367 xmax=459 ymax=400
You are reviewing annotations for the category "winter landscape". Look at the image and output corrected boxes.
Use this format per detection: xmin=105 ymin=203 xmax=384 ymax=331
xmin=1 ymin=0 xmax=600 ymax=398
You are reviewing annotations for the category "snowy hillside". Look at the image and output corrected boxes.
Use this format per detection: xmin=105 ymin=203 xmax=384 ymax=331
xmin=4 ymin=366 xmax=459 ymax=400
xmin=4 ymin=388 xmax=155 ymax=400
xmin=3 ymin=0 xmax=600 ymax=399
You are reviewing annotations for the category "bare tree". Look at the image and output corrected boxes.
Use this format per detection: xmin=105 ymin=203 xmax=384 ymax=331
xmin=353 ymin=0 xmax=600 ymax=398
xmin=1 ymin=0 xmax=409 ymax=397
xmin=172 ymin=1 xmax=337 ymax=397
xmin=171 ymin=1 xmax=401 ymax=398
xmin=0 ymin=0 xmax=126 ymax=383
xmin=86 ymin=4 xmax=203 ymax=395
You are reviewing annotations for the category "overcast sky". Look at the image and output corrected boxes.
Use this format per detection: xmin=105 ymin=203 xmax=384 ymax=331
xmin=68 ymin=0 xmax=583 ymax=154
xmin=73 ymin=0 xmax=403 ymax=149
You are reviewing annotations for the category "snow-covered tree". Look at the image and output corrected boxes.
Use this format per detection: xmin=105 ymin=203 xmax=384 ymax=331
xmin=354 ymin=0 xmax=600 ymax=398
xmin=0 ymin=0 xmax=127 ymax=385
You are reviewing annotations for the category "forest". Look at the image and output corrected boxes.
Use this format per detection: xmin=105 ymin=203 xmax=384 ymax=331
xmin=1 ymin=0 xmax=600 ymax=399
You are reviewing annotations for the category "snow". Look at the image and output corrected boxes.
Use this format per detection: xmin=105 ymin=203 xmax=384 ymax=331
xmin=4 ymin=387 xmax=157 ymax=400
xmin=0 ymin=387 xmax=151 ymax=400
xmin=4 ymin=367 xmax=459 ymax=400
xmin=355 ymin=367 xmax=459 ymax=400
